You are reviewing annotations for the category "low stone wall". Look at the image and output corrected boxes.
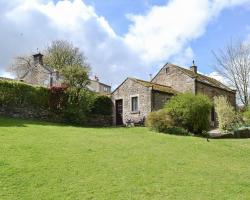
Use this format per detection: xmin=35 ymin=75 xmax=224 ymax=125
xmin=0 ymin=106 xmax=113 ymax=127
xmin=87 ymin=115 xmax=113 ymax=127
xmin=0 ymin=106 xmax=61 ymax=122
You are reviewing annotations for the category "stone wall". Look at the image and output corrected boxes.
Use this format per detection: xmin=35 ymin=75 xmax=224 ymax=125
xmin=151 ymin=64 xmax=195 ymax=93
xmin=0 ymin=107 xmax=113 ymax=127
xmin=196 ymin=81 xmax=236 ymax=107
xmin=0 ymin=106 xmax=61 ymax=122
xmin=152 ymin=91 xmax=173 ymax=111
xmin=87 ymin=115 xmax=113 ymax=127
xmin=112 ymin=78 xmax=152 ymax=125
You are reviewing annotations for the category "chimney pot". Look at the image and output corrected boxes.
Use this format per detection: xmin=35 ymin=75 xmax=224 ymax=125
xmin=33 ymin=53 xmax=43 ymax=65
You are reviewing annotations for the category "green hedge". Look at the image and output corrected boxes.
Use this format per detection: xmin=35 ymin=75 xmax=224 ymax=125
xmin=0 ymin=80 xmax=49 ymax=109
xmin=0 ymin=80 xmax=113 ymax=125
xmin=90 ymin=95 xmax=113 ymax=116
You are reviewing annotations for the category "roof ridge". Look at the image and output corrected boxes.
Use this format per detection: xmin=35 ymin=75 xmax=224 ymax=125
xmin=133 ymin=77 xmax=173 ymax=88
xmin=171 ymin=64 xmax=234 ymax=92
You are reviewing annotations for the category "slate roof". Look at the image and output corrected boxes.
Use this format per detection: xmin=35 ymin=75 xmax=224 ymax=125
xmin=168 ymin=64 xmax=235 ymax=93
xmin=130 ymin=78 xmax=177 ymax=94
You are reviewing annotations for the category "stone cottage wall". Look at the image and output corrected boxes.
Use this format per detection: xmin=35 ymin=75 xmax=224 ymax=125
xmin=152 ymin=91 xmax=173 ymax=111
xmin=196 ymin=81 xmax=236 ymax=108
xmin=112 ymin=79 xmax=152 ymax=125
xmin=151 ymin=65 xmax=195 ymax=93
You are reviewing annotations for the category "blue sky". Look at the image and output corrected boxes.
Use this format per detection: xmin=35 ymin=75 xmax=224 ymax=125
xmin=83 ymin=0 xmax=250 ymax=74
xmin=0 ymin=0 xmax=250 ymax=85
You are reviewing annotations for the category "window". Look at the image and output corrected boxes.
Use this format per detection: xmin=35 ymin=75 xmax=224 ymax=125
xmin=165 ymin=67 xmax=168 ymax=73
xmin=211 ymin=107 xmax=215 ymax=122
xmin=131 ymin=96 xmax=138 ymax=112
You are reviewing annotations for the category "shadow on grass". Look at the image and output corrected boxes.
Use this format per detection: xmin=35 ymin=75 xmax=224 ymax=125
xmin=0 ymin=116 xmax=69 ymax=128
xmin=0 ymin=116 xmax=118 ymax=130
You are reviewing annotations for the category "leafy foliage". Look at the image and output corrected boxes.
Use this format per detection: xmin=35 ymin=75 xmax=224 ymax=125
xmin=242 ymin=107 xmax=250 ymax=125
xmin=146 ymin=109 xmax=174 ymax=133
xmin=0 ymin=79 xmax=49 ymax=109
xmin=0 ymin=80 xmax=112 ymax=125
xmin=214 ymin=96 xmax=236 ymax=131
xmin=90 ymin=95 xmax=113 ymax=116
xmin=49 ymin=86 xmax=68 ymax=113
xmin=44 ymin=40 xmax=90 ymax=90
xmin=44 ymin=40 xmax=88 ymax=71
xmin=61 ymin=65 xmax=89 ymax=92
xmin=63 ymin=88 xmax=96 ymax=124
xmin=165 ymin=93 xmax=212 ymax=134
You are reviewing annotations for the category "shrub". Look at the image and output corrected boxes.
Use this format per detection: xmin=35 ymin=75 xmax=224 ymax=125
xmin=164 ymin=127 xmax=190 ymax=136
xmin=242 ymin=107 xmax=250 ymax=125
xmin=214 ymin=96 xmax=236 ymax=131
xmin=49 ymin=86 xmax=67 ymax=113
xmin=0 ymin=80 xmax=49 ymax=109
xmin=0 ymin=79 xmax=113 ymax=126
xmin=165 ymin=93 xmax=212 ymax=134
xmin=146 ymin=109 xmax=174 ymax=132
xmin=63 ymin=88 xmax=96 ymax=124
xmin=90 ymin=95 xmax=113 ymax=115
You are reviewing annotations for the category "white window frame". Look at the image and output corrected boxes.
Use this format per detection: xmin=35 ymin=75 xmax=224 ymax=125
xmin=130 ymin=95 xmax=139 ymax=113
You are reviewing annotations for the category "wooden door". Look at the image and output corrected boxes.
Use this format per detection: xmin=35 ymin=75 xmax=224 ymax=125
xmin=115 ymin=99 xmax=123 ymax=125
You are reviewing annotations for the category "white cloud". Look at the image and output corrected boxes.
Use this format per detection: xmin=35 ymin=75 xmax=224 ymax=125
xmin=0 ymin=0 xmax=250 ymax=86
xmin=125 ymin=0 xmax=250 ymax=64
xmin=208 ymin=71 xmax=228 ymax=85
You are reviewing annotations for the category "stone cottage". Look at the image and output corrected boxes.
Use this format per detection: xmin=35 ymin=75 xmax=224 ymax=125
xmin=20 ymin=53 xmax=111 ymax=94
xmin=88 ymin=76 xmax=111 ymax=94
xmin=20 ymin=53 xmax=59 ymax=87
xmin=112 ymin=63 xmax=236 ymax=126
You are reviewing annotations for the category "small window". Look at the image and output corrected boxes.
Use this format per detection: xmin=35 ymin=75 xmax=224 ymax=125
xmin=131 ymin=96 xmax=138 ymax=112
xmin=211 ymin=107 xmax=215 ymax=122
xmin=165 ymin=67 xmax=168 ymax=73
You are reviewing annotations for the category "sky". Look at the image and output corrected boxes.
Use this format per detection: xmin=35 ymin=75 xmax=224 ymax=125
xmin=0 ymin=0 xmax=250 ymax=87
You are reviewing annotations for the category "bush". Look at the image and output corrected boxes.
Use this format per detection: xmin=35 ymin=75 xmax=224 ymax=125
xmin=146 ymin=109 xmax=174 ymax=132
xmin=90 ymin=95 xmax=113 ymax=115
xmin=63 ymin=88 xmax=96 ymax=124
xmin=242 ymin=107 xmax=250 ymax=125
xmin=49 ymin=86 xmax=67 ymax=113
xmin=214 ymin=96 xmax=237 ymax=131
xmin=0 ymin=80 xmax=113 ymax=126
xmin=164 ymin=127 xmax=190 ymax=136
xmin=165 ymin=93 xmax=212 ymax=134
xmin=0 ymin=80 xmax=49 ymax=109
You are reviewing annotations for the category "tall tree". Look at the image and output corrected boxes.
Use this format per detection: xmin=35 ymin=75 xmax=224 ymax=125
xmin=9 ymin=40 xmax=90 ymax=90
xmin=44 ymin=40 xmax=90 ymax=90
xmin=213 ymin=40 xmax=250 ymax=107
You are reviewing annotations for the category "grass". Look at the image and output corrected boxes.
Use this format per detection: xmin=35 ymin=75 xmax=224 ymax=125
xmin=0 ymin=117 xmax=250 ymax=200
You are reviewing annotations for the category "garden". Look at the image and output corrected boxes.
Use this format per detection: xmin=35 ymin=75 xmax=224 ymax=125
xmin=146 ymin=92 xmax=250 ymax=139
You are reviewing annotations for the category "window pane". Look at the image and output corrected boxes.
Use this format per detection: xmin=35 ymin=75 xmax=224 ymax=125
xmin=132 ymin=97 xmax=138 ymax=111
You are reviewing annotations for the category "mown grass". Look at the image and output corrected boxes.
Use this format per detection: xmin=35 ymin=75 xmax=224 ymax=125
xmin=0 ymin=117 xmax=250 ymax=200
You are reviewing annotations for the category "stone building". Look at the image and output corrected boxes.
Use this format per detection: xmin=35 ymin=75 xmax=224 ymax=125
xmin=112 ymin=63 xmax=236 ymax=126
xmin=21 ymin=53 xmax=59 ymax=87
xmin=20 ymin=53 xmax=111 ymax=94
xmin=112 ymin=77 xmax=177 ymax=125
xmin=88 ymin=76 xmax=111 ymax=94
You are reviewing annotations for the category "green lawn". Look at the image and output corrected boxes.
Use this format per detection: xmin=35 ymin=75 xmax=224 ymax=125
xmin=0 ymin=117 xmax=250 ymax=200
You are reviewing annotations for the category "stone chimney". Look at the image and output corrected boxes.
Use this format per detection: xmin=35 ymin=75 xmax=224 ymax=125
xmin=94 ymin=75 xmax=99 ymax=82
xmin=33 ymin=53 xmax=43 ymax=65
xmin=190 ymin=60 xmax=197 ymax=73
